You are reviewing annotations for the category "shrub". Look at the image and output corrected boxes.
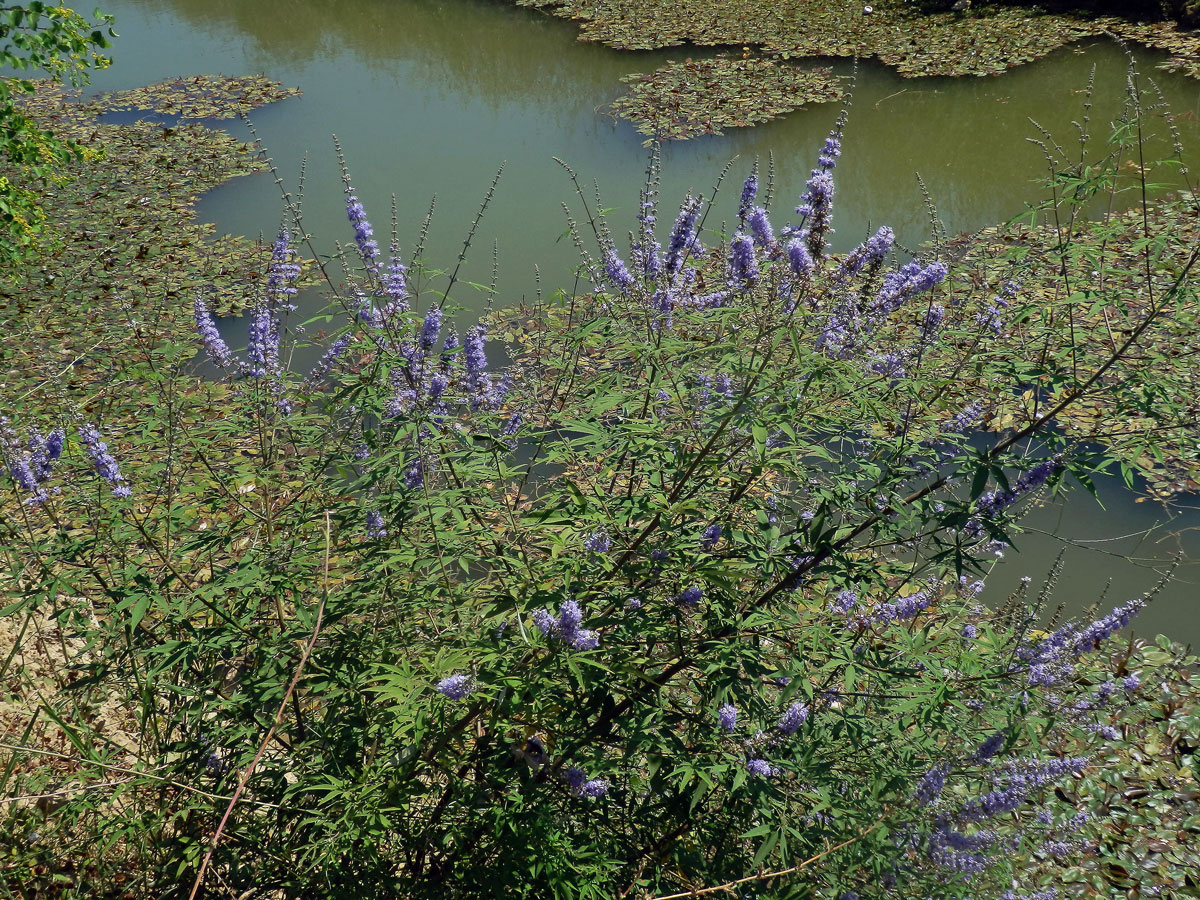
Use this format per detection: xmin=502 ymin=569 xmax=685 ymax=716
xmin=1 ymin=72 xmax=1196 ymax=899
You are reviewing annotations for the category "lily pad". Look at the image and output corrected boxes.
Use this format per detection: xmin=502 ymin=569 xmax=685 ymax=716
xmin=612 ymin=55 xmax=845 ymax=143
xmin=84 ymin=74 xmax=302 ymax=121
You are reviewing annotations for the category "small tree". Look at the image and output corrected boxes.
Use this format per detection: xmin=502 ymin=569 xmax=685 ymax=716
xmin=0 ymin=2 xmax=115 ymax=264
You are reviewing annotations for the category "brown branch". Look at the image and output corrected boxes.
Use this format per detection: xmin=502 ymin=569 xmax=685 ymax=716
xmin=187 ymin=510 xmax=332 ymax=900
xmin=646 ymin=811 xmax=889 ymax=900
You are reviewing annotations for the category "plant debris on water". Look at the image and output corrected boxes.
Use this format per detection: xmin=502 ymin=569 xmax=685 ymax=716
xmin=612 ymin=55 xmax=845 ymax=143
xmin=949 ymin=197 xmax=1200 ymax=499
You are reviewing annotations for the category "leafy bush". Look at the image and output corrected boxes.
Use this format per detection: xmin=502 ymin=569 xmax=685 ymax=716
xmin=1 ymin=72 xmax=1197 ymax=899
xmin=0 ymin=2 xmax=114 ymax=264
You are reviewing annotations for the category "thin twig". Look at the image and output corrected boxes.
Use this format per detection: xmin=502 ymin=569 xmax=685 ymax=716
xmin=187 ymin=510 xmax=333 ymax=900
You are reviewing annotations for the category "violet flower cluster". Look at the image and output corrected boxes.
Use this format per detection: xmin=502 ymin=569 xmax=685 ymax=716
xmin=532 ymin=600 xmax=600 ymax=650
xmin=717 ymin=703 xmax=738 ymax=732
xmin=2 ymin=419 xmax=64 ymax=506
xmin=564 ymin=767 xmax=610 ymax=798
xmin=966 ymin=458 xmax=1063 ymax=538
xmin=195 ymin=230 xmax=350 ymax=414
xmin=78 ymin=424 xmax=131 ymax=499
xmin=436 ymin=673 xmax=475 ymax=700
xmin=776 ymin=701 xmax=810 ymax=735
xmin=584 ymin=118 xmax=957 ymax=343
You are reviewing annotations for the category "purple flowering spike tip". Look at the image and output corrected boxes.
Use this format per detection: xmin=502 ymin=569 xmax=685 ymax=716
xmin=78 ymin=424 xmax=132 ymax=499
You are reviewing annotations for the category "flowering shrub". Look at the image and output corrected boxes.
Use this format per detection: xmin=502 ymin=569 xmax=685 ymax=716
xmin=2 ymin=92 xmax=1196 ymax=899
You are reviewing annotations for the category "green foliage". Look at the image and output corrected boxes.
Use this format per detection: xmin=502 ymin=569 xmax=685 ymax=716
xmin=0 ymin=2 xmax=115 ymax=265
xmin=0 ymin=66 xmax=1198 ymax=900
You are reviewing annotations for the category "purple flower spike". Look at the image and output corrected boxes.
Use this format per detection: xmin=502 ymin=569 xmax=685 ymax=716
xmin=700 ymin=523 xmax=723 ymax=549
xmin=194 ymin=296 xmax=242 ymax=372
xmin=565 ymin=767 xmax=609 ymax=798
xmin=818 ymin=130 xmax=842 ymax=170
xmin=604 ymin=249 xmax=636 ymax=294
xmin=584 ymin=530 xmax=611 ymax=553
xmin=831 ymin=589 xmax=858 ymax=614
xmin=578 ymin=778 xmax=609 ymax=798
xmin=502 ymin=412 xmax=523 ymax=437
xmin=717 ymin=703 xmax=738 ymax=732
xmin=747 ymin=207 xmax=775 ymax=248
xmin=266 ymin=230 xmax=301 ymax=311
xmin=786 ymin=237 xmax=814 ymax=279
xmin=419 ymin=307 xmax=444 ymax=354
xmin=839 ymin=225 xmax=894 ymax=279
xmin=306 ymin=334 xmax=352 ymax=386
xmin=966 ymin=459 xmax=1063 ymax=537
xmin=404 ymin=456 xmax=425 ymax=489
xmin=464 ymin=324 xmax=500 ymax=410
xmin=2 ymin=420 xmax=64 ymax=506
xmin=665 ymin=195 xmax=702 ymax=279
xmin=797 ymin=169 xmax=835 ymax=256
xmin=533 ymin=600 xmax=600 ymax=650
xmin=436 ymin=673 xmax=475 ymax=700
xmin=972 ymin=731 xmax=1006 ymax=763
xmin=738 ymin=172 xmax=758 ymax=220
xmin=728 ymin=233 xmax=759 ymax=286
xmin=679 ymin=585 xmax=703 ymax=606
xmin=746 ymin=758 xmax=774 ymax=777
xmin=246 ymin=305 xmax=280 ymax=379
xmin=345 ymin=188 xmax=380 ymax=270
xmin=366 ymin=509 xmax=387 ymax=540
xmin=384 ymin=246 xmax=410 ymax=312
xmin=777 ymin=701 xmax=809 ymax=735
xmin=913 ymin=762 xmax=950 ymax=805
xmin=78 ymin=424 xmax=131 ymax=499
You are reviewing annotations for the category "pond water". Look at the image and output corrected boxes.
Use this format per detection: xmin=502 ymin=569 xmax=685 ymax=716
xmin=87 ymin=0 xmax=1200 ymax=641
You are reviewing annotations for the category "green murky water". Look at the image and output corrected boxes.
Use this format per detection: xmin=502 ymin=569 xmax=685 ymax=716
xmin=87 ymin=0 xmax=1200 ymax=640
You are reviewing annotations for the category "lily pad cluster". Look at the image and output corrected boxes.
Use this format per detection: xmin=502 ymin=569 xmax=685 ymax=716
xmin=517 ymin=0 xmax=1200 ymax=81
xmin=1116 ymin=19 xmax=1200 ymax=78
xmin=1038 ymin=638 xmax=1200 ymax=899
xmin=84 ymin=74 xmax=302 ymax=121
xmin=612 ymin=55 xmax=844 ymax=143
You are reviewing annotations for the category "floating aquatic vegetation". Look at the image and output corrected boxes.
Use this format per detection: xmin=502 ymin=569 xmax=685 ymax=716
xmin=1112 ymin=20 xmax=1200 ymax=79
xmin=516 ymin=0 xmax=1200 ymax=82
xmin=612 ymin=56 xmax=844 ymax=143
xmin=83 ymin=74 xmax=302 ymax=121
